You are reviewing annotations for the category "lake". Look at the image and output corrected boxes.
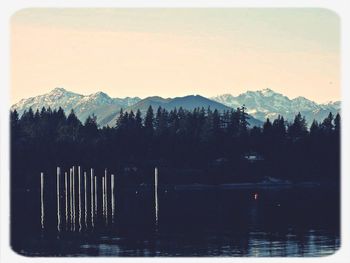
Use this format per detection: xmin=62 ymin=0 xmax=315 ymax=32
xmin=11 ymin=182 xmax=340 ymax=257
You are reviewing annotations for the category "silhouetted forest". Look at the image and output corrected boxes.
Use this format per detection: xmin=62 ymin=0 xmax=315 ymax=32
xmin=11 ymin=106 xmax=340 ymax=187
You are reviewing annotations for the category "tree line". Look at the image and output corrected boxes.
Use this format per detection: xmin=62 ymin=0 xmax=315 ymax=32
xmin=11 ymin=105 xmax=340 ymax=187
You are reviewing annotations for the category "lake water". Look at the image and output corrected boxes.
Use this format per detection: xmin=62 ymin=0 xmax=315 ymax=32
xmin=11 ymin=183 xmax=340 ymax=257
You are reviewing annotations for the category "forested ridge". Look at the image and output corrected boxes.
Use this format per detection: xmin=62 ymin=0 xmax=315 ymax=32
xmin=11 ymin=105 xmax=340 ymax=187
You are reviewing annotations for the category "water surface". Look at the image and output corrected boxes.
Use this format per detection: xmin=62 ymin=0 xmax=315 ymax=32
xmin=11 ymin=183 xmax=340 ymax=257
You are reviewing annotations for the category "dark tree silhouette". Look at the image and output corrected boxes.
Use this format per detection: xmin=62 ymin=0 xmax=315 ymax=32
xmin=10 ymin=105 xmax=340 ymax=187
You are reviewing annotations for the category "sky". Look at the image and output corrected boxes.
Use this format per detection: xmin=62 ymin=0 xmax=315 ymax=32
xmin=11 ymin=8 xmax=340 ymax=104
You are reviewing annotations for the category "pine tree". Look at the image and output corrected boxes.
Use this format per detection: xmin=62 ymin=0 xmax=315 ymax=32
xmin=288 ymin=112 xmax=308 ymax=139
xmin=321 ymin=112 xmax=334 ymax=135
xmin=83 ymin=114 xmax=98 ymax=140
xmin=135 ymin=109 xmax=143 ymax=130
xmin=263 ymin=118 xmax=272 ymax=136
xmin=144 ymin=105 xmax=154 ymax=135
xmin=63 ymin=109 xmax=82 ymax=142
xmin=10 ymin=110 xmax=20 ymax=141
xmin=227 ymin=109 xmax=240 ymax=137
xmin=115 ymin=108 xmax=124 ymax=128
xmin=310 ymin=120 xmax=320 ymax=137
xmin=272 ymin=115 xmax=286 ymax=139
xmin=239 ymin=105 xmax=250 ymax=134
xmin=128 ymin=110 xmax=136 ymax=130
xmin=168 ymin=108 xmax=179 ymax=135
xmin=212 ymin=109 xmax=220 ymax=134
xmin=334 ymin=113 xmax=340 ymax=134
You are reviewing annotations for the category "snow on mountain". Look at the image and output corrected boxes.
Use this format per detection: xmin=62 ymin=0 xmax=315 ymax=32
xmin=321 ymin=101 xmax=341 ymax=111
xmin=12 ymin=87 xmax=339 ymax=128
xmin=11 ymin=88 xmax=141 ymax=126
xmin=11 ymin=87 xmax=83 ymax=115
xmin=12 ymin=88 xmax=263 ymax=128
xmin=211 ymin=88 xmax=340 ymax=125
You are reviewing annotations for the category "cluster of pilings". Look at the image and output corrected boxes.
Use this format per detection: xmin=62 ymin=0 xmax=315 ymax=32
xmin=40 ymin=166 xmax=159 ymax=231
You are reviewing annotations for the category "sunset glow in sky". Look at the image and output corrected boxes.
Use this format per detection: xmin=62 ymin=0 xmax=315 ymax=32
xmin=11 ymin=8 xmax=340 ymax=104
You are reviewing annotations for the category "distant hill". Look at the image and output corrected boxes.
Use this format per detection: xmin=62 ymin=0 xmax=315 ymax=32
xmin=101 ymin=94 xmax=265 ymax=127
xmin=93 ymin=94 xmax=262 ymax=127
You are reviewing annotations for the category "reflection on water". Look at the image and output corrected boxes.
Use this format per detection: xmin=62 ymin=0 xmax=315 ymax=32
xmin=75 ymin=229 xmax=338 ymax=257
xmin=12 ymin=184 xmax=339 ymax=257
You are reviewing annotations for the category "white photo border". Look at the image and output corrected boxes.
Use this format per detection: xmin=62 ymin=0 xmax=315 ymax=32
xmin=1 ymin=1 xmax=349 ymax=263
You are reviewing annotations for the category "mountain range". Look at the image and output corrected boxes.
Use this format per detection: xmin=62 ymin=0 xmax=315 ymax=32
xmin=211 ymin=89 xmax=340 ymax=126
xmin=11 ymin=87 xmax=340 ymax=127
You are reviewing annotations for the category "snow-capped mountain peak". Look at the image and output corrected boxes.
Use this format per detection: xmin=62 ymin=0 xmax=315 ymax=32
xmin=12 ymin=87 xmax=340 ymax=127
xmin=260 ymin=88 xmax=275 ymax=96
xmin=80 ymin=91 xmax=113 ymax=104
xmin=11 ymin=87 xmax=83 ymax=113
xmin=211 ymin=88 xmax=340 ymax=125
xmin=51 ymin=87 xmax=66 ymax=93
xmin=11 ymin=88 xmax=143 ymax=126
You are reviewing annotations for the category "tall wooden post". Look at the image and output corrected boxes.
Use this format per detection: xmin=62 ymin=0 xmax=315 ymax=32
xmin=90 ymin=169 xmax=94 ymax=227
xmin=69 ymin=168 xmax=73 ymax=229
xmin=155 ymin=167 xmax=159 ymax=224
xmin=57 ymin=167 xmax=61 ymax=232
xmin=78 ymin=166 xmax=82 ymax=231
xmin=105 ymin=169 xmax=108 ymax=223
xmin=72 ymin=166 xmax=75 ymax=231
xmin=84 ymin=172 xmax=88 ymax=228
xmin=65 ymin=172 xmax=68 ymax=228
xmin=102 ymin=176 xmax=105 ymax=218
xmin=94 ymin=176 xmax=97 ymax=215
xmin=111 ymin=174 xmax=115 ymax=221
xmin=40 ymin=172 xmax=44 ymax=230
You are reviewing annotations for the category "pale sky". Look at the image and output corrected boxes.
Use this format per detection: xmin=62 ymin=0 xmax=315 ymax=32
xmin=11 ymin=8 xmax=340 ymax=104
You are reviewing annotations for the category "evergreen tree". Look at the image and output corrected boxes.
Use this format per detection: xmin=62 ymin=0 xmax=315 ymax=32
xmin=263 ymin=118 xmax=273 ymax=136
xmin=61 ymin=109 xmax=82 ymax=142
xmin=56 ymin=107 xmax=66 ymax=123
xmin=115 ymin=108 xmax=124 ymax=128
xmin=310 ymin=120 xmax=320 ymax=137
xmin=83 ymin=115 xmax=98 ymax=142
xmin=10 ymin=110 xmax=20 ymax=141
xmin=272 ymin=115 xmax=286 ymax=139
xmin=135 ymin=109 xmax=143 ymax=130
xmin=128 ymin=110 xmax=136 ymax=130
xmin=168 ymin=108 xmax=179 ymax=134
xmin=20 ymin=108 xmax=35 ymax=138
xmin=227 ymin=109 xmax=240 ymax=137
xmin=334 ymin=113 xmax=340 ymax=134
xmin=212 ymin=109 xmax=221 ymax=135
xmin=288 ymin=112 xmax=308 ymax=139
xmin=144 ymin=105 xmax=154 ymax=136
xmin=10 ymin=110 xmax=19 ymax=129
xmin=239 ymin=105 xmax=250 ymax=134
xmin=321 ymin=112 xmax=334 ymax=135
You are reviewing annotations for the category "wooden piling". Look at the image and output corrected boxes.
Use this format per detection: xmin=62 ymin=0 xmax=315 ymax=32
xmin=94 ymin=176 xmax=97 ymax=215
xmin=57 ymin=167 xmax=61 ymax=231
xmin=78 ymin=166 xmax=82 ymax=231
xmin=40 ymin=172 xmax=44 ymax=230
xmin=90 ymin=169 xmax=94 ymax=227
xmin=70 ymin=168 xmax=73 ymax=228
xmin=72 ymin=166 xmax=75 ymax=230
xmin=111 ymin=174 xmax=115 ymax=220
xmin=102 ymin=176 xmax=105 ymax=217
xmin=105 ymin=170 xmax=108 ymax=222
xmin=65 ymin=172 xmax=68 ymax=227
xmin=155 ymin=167 xmax=159 ymax=224
xmin=84 ymin=171 xmax=87 ymax=228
